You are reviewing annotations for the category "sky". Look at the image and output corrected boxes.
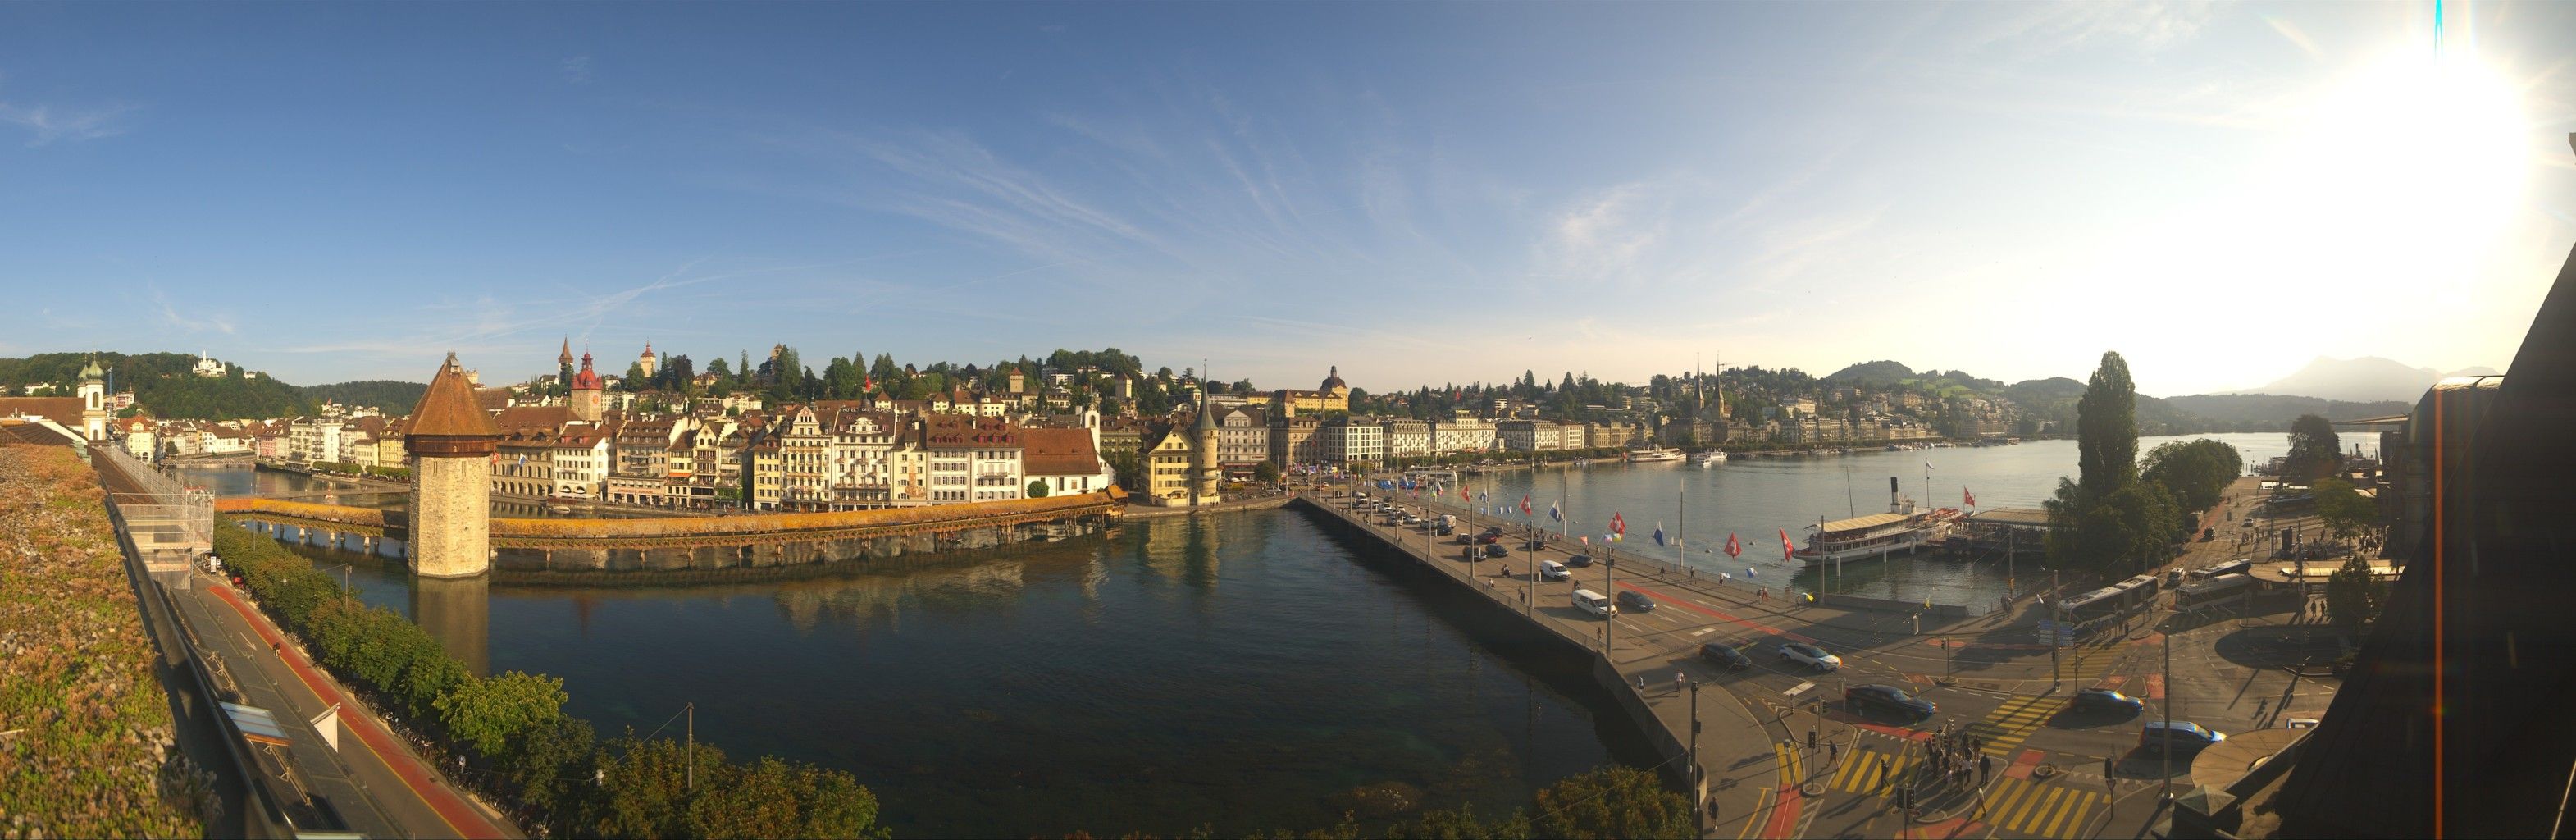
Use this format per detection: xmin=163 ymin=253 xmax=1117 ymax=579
xmin=2 ymin=2 xmax=2569 ymax=397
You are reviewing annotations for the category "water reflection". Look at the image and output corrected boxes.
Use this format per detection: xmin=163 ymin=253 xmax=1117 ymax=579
xmin=411 ymin=576 xmax=490 ymax=677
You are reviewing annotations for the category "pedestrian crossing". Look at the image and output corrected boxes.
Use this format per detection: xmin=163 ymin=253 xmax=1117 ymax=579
xmin=1972 ymin=775 xmax=2107 ymax=838
xmin=1821 ymin=746 xmax=1917 ymax=795
xmin=1773 ymin=742 xmax=1808 ymax=788
xmin=1964 ymin=694 xmax=2065 ymax=757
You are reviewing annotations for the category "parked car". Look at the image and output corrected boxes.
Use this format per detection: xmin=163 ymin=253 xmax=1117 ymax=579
xmin=1484 ymin=542 xmax=1510 ymax=558
xmin=2141 ymin=721 xmax=2226 ymax=755
xmin=1845 ymin=684 xmax=1936 ymax=719
xmin=1563 ymin=554 xmax=1593 ymax=568
xmin=1616 ymin=591 xmax=1656 ymax=613
xmin=1698 ymin=642 xmax=1752 ymax=671
xmin=1780 ymin=642 xmax=1842 ymax=672
xmin=2072 ymin=688 xmax=2145 ymax=717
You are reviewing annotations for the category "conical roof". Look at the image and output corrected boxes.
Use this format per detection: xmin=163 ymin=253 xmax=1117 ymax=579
xmin=408 ymin=353 xmax=500 ymax=437
xmin=558 ymin=337 xmax=575 ymax=365
xmin=1191 ymin=388 xmax=1220 ymax=431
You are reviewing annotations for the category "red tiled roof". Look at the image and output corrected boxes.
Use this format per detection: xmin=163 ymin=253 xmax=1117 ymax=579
xmin=1020 ymin=427 xmax=1101 ymax=477
xmin=0 ymin=397 xmax=84 ymax=428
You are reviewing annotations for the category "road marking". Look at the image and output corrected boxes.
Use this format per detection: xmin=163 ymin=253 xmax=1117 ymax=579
xmin=2146 ymin=673 xmax=2167 ymax=700
xmin=1965 ymin=694 xmax=2067 ymax=757
xmin=1977 ymin=776 xmax=2108 ymax=838
xmin=1783 ymin=681 xmax=1815 ymax=697
xmin=1693 ymin=628 xmax=1717 ymax=637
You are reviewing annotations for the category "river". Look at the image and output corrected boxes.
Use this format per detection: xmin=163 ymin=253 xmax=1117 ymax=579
xmin=177 ymin=430 xmax=2355 ymax=835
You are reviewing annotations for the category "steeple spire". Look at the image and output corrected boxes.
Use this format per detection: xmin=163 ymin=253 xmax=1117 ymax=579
xmin=558 ymin=337 xmax=575 ymax=365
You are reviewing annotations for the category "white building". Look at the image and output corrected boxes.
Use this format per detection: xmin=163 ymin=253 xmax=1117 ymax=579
xmin=1320 ymin=418 xmax=1384 ymax=468
xmin=1379 ymin=418 xmax=1433 ymax=458
xmin=1496 ymin=419 xmax=1562 ymax=452
xmin=549 ymin=426 xmax=613 ymax=499
xmin=1429 ymin=413 xmax=1495 ymax=454
xmin=286 ymin=417 xmax=342 ymax=464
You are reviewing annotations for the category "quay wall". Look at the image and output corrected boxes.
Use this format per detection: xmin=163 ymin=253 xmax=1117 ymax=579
xmin=1819 ymin=593 xmax=1972 ymax=621
xmin=1290 ymin=496 xmax=1699 ymax=796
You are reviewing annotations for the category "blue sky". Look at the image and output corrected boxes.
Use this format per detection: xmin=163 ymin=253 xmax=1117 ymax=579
xmin=3 ymin=2 xmax=2569 ymax=396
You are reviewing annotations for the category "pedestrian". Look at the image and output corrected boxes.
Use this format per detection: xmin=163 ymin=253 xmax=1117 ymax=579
xmin=1828 ymin=741 xmax=1839 ymax=764
xmin=1979 ymin=753 xmax=1993 ymax=787
xmin=1676 ymin=671 xmax=1685 ymax=693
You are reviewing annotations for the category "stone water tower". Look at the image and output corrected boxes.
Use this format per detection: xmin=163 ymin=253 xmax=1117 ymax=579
xmin=406 ymin=353 xmax=500 ymax=578
xmin=1189 ymin=387 xmax=1221 ymax=505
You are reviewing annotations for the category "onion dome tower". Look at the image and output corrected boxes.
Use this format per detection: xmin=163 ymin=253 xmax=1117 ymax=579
xmin=407 ymin=353 xmax=501 ymax=578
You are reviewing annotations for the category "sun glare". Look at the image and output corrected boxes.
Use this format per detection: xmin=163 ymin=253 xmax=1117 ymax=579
xmin=2289 ymin=52 xmax=2530 ymax=274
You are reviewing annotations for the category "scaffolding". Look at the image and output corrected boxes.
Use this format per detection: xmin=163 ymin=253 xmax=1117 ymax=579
xmin=100 ymin=445 xmax=215 ymax=558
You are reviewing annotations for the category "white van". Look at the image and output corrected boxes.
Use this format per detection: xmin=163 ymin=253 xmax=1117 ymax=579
xmin=1539 ymin=560 xmax=1571 ymax=582
xmin=1572 ymin=588 xmax=1616 ymax=618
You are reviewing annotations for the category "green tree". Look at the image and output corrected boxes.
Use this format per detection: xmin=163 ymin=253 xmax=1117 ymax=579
xmin=2141 ymin=438 xmax=2242 ymax=513
xmin=2323 ymin=555 xmax=2387 ymax=632
xmin=1531 ymin=765 xmax=1691 ymax=840
xmin=2312 ymin=476 xmax=2378 ymax=543
xmin=2074 ymin=350 xmax=2138 ymax=500
xmin=436 ymin=671 xmax=570 ymax=759
xmin=1026 ymin=479 xmax=1051 ymax=499
xmin=2284 ymin=413 xmax=2344 ymax=482
xmin=623 ymin=360 xmax=648 ymax=391
xmin=1253 ymin=461 xmax=1283 ymax=485
xmin=2047 ymin=477 xmax=2182 ymax=572
xmin=1388 ymin=805 xmax=1532 ymax=839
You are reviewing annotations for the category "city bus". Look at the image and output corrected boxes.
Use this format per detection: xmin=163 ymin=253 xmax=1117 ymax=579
xmin=2058 ymin=573 xmax=2162 ymax=627
xmin=2174 ymin=573 xmax=2259 ymax=613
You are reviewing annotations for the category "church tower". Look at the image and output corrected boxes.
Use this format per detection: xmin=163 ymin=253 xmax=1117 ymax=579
xmin=1190 ymin=387 xmax=1222 ymax=505
xmin=408 ymin=353 xmax=501 ymax=578
xmin=637 ymin=340 xmax=657 ymax=380
xmin=571 ymin=352 xmax=604 ymax=422
xmin=557 ymin=337 xmax=576 ymax=396
xmin=77 ymin=358 xmax=107 ymax=442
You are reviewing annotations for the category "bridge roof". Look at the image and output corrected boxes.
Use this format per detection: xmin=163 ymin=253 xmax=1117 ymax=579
xmin=407 ymin=354 xmax=499 ymax=438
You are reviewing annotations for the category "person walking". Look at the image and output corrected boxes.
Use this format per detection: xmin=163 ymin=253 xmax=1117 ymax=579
xmin=1979 ymin=753 xmax=1993 ymax=788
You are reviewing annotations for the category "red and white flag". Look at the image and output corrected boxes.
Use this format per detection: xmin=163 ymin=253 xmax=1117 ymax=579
xmin=1778 ymin=528 xmax=1796 ymax=562
xmin=1611 ymin=513 xmax=1627 ymax=536
xmin=1964 ymin=487 xmax=1976 ymax=507
xmin=1725 ymin=532 xmax=1742 ymax=558
xmin=1519 ymin=495 xmax=1533 ymax=515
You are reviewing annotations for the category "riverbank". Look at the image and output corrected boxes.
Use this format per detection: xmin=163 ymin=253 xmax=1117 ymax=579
xmin=1117 ymin=493 xmax=1295 ymax=518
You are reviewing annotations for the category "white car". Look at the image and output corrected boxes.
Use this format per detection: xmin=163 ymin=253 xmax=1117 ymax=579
xmin=1780 ymin=642 xmax=1843 ymax=672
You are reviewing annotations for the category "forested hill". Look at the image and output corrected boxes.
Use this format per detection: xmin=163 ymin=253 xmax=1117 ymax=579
xmin=300 ymin=380 xmax=427 ymax=413
xmin=0 ymin=353 xmax=312 ymax=419
xmin=2160 ymin=394 xmax=2411 ymax=432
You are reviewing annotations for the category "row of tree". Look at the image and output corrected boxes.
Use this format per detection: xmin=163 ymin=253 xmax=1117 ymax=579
xmin=0 ymin=352 xmax=314 ymax=419
xmin=212 ymin=522 xmax=887 ymax=837
xmin=2044 ymin=352 xmax=2245 ymax=572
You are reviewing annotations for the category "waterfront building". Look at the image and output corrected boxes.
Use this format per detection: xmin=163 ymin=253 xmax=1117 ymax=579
xmin=1215 ymin=405 xmax=1269 ymax=477
xmin=1268 ymin=410 xmax=1322 ymax=466
xmin=1319 ymin=416 xmax=1384 ymax=468
xmin=748 ymin=434 xmax=784 ymax=510
xmin=407 ymin=353 xmax=499 ymax=578
xmin=1429 ymin=413 xmax=1495 ymax=454
xmin=1495 ymin=418 xmax=1562 ymax=452
xmin=1379 ymin=418 xmax=1432 ymax=458
xmin=826 ymin=410 xmax=905 ymax=509
xmin=1100 ymin=418 xmax=1148 ymax=461
xmin=493 ymin=430 xmax=557 ymax=499
xmin=921 ymin=414 xmax=1024 ymax=504
xmin=117 ymin=414 xmax=156 ymax=459
xmin=778 ymin=405 xmax=833 ymax=509
xmin=287 ymin=416 xmax=343 ymax=464
xmin=1021 ymin=427 xmax=1110 ymax=496
xmin=1191 ymin=393 xmax=1221 ymax=503
xmin=1558 ymin=422 xmax=1586 ymax=450
xmin=1138 ymin=418 xmax=1207 ymax=506
xmin=549 ymin=425 xmax=613 ymax=499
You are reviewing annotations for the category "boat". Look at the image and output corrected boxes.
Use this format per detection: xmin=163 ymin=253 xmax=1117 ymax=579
xmin=1792 ymin=478 xmax=1962 ymax=566
xmin=1690 ymin=450 xmax=1728 ymax=466
xmin=1627 ymin=446 xmax=1684 ymax=463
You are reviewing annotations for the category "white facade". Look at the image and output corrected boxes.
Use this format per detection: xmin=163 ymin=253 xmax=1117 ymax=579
xmin=1320 ymin=420 xmax=1384 ymax=467
xmin=1379 ymin=418 xmax=1433 ymax=458
xmin=551 ymin=434 xmax=612 ymax=498
xmin=287 ymin=418 xmax=343 ymax=463
xmin=1430 ymin=415 xmax=1494 ymax=453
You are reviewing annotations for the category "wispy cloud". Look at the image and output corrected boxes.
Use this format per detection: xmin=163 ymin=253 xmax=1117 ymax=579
xmin=0 ymin=101 xmax=138 ymax=146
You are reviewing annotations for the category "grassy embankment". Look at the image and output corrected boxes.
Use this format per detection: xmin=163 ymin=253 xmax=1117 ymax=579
xmin=0 ymin=441 xmax=207 ymax=836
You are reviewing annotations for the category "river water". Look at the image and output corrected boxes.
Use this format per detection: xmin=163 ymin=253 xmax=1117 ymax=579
xmin=176 ymin=430 xmax=2355 ymax=835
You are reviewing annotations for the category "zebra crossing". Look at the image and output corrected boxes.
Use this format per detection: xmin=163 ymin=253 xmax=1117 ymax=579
xmin=1822 ymin=746 xmax=1917 ymax=795
xmin=1964 ymin=694 xmax=2066 ymax=757
xmin=1972 ymin=775 xmax=2108 ymax=838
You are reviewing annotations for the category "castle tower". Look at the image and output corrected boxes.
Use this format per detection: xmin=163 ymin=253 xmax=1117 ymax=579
xmin=1190 ymin=388 xmax=1221 ymax=505
xmin=571 ymin=352 xmax=604 ymax=422
xmin=407 ymin=353 xmax=501 ymax=578
xmin=637 ymin=340 xmax=657 ymax=380
xmin=557 ymin=337 xmax=576 ymax=396
xmin=77 ymin=358 xmax=107 ymax=442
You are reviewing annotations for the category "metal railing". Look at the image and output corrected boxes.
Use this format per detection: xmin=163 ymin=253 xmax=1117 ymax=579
xmin=98 ymin=445 xmax=216 ymax=557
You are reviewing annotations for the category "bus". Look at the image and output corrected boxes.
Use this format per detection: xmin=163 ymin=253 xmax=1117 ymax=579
xmin=2057 ymin=573 xmax=2162 ymax=627
xmin=2191 ymin=559 xmax=2254 ymax=581
xmin=2175 ymin=573 xmax=2258 ymax=613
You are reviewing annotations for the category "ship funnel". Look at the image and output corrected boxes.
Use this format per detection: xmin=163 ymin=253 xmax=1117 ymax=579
xmin=1889 ymin=477 xmax=1900 ymax=513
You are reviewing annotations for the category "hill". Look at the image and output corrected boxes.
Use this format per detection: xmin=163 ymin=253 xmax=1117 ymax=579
xmin=0 ymin=353 xmax=312 ymax=420
xmin=301 ymin=380 xmax=427 ymax=413
xmin=1823 ymin=360 xmax=1914 ymax=386
xmin=2160 ymin=394 xmax=2413 ymax=431
xmin=2242 ymin=356 xmax=2498 ymax=403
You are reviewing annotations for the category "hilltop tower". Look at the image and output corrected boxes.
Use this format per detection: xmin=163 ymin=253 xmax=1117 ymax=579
xmin=1190 ymin=388 xmax=1221 ymax=505
xmin=571 ymin=352 xmax=604 ymax=422
xmin=637 ymin=340 xmax=657 ymax=380
xmin=557 ymin=338 xmax=576 ymax=395
xmin=408 ymin=353 xmax=501 ymax=578
xmin=77 ymin=358 xmax=107 ymax=442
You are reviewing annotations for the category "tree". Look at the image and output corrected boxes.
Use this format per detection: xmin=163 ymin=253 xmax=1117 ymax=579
xmin=1253 ymin=461 xmax=1283 ymax=485
xmin=707 ymin=356 xmax=733 ymax=389
xmin=2324 ymin=555 xmax=2387 ymax=632
xmin=2313 ymin=477 xmax=2378 ymax=544
xmin=1531 ymin=765 xmax=1691 ymax=840
xmin=623 ymin=360 xmax=648 ymax=391
xmin=2074 ymin=351 xmax=2138 ymax=500
xmin=2285 ymin=413 xmax=2344 ymax=482
xmin=1026 ymin=479 xmax=1050 ymax=499
xmin=2047 ymin=477 xmax=2182 ymax=572
xmin=436 ymin=670 xmax=570 ymax=759
xmin=2141 ymin=439 xmax=2242 ymax=513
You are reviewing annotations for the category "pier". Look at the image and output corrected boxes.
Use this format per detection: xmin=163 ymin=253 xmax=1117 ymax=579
xmin=1291 ymin=487 xmax=1991 ymax=838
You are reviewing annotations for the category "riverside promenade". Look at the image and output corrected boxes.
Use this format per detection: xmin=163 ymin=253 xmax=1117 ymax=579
xmin=1294 ymin=486 xmax=1954 ymax=838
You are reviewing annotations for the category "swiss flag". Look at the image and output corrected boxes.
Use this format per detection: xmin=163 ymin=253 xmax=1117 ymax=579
xmin=1520 ymin=495 xmax=1533 ymax=515
xmin=1459 ymin=486 xmax=1468 ymax=502
xmin=1964 ymin=487 xmax=1976 ymax=507
xmin=1779 ymin=528 xmax=1796 ymax=562
xmin=1725 ymin=532 xmax=1742 ymax=558
xmin=1611 ymin=513 xmax=1627 ymax=536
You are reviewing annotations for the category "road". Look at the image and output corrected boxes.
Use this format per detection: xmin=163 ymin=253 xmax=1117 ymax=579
xmin=1315 ymin=472 xmax=2343 ymax=839
xmin=93 ymin=447 xmax=518 ymax=838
